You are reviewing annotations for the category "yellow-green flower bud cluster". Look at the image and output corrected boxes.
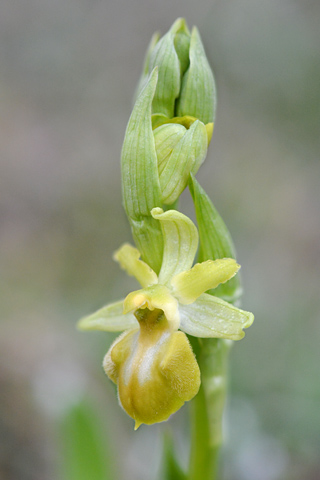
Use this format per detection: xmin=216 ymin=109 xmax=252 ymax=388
xmin=121 ymin=19 xmax=217 ymax=272
xmin=136 ymin=18 xmax=216 ymax=124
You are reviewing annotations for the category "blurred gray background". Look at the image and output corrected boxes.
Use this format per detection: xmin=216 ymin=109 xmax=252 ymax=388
xmin=1 ymin=0 xmax=320 ymax=479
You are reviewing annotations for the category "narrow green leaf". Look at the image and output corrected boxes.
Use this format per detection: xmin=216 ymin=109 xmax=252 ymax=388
xmin=59 ymin=400 xmax=114 ymax=480
xmin=189 ymin=175 xmax=242 ymax=302
xmin=176 ymin=27 xmax=216 ymax=124
xmin=121 ymin=68 xmax=163 ymax=273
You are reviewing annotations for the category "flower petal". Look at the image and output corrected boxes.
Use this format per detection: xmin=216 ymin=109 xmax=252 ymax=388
xmin=151 ymin=207 xmax=198 ymax=285
xmin=171 ymin=258 xmax=240 ymax=304
xmin=179 ymin=293 xmax=254 ymax=340
xmin=123 ymin=285 xmax=179 ymax=330
xmin=77 ymin=300 xmax=138 ymax=332
xmin=113 ymin=243 xmax=158 ymax=288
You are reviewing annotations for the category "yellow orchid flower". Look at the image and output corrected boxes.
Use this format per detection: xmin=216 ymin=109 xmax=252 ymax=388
xmin=78 ymin=208 xmax=253 ymax=429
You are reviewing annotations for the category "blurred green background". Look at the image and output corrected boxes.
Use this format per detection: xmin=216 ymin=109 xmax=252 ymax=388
xmin=1 ymin=1 xmax=319 ymax=479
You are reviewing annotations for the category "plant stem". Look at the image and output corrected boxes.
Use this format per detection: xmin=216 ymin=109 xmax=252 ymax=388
xmin=188 ymin=338 xmax=231 ymax=480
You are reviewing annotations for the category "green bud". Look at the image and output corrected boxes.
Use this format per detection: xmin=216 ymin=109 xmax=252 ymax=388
xmin=176 ymin=27 xmax=217 ymax=124
xmin=148 ymin=18 xmax=187 ymax=118
xmin=154 ymin=120 xmax=208 ymax=204
xmin=140 ymin=18 xmax=216 ymax=125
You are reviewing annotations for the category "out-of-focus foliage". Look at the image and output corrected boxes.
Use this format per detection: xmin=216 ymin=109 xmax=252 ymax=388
xmin=1 ymin=1 xmax=319 ymax=479
xmin=59 ymin=400 xmax=114 ymax=480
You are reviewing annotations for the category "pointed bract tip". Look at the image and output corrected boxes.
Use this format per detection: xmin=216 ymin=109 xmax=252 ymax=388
xmin=171 ymin=17 xmax=186 ymax=30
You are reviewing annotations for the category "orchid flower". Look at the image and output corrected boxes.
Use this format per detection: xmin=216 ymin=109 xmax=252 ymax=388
xmin=78 ymin=208 xmax=253 ymax=429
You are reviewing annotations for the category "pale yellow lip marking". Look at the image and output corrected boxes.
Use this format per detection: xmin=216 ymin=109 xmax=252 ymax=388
xmin=138 ymin=330 xmax=170 ymax=385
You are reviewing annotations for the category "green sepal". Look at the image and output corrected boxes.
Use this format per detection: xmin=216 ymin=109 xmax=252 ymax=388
xmin=77 ymin=300 xmax=138 ymax=332
xmin=121 ymin=68 xmax=163 ymax=273
xmin=148 ymin=18 xmax=184 ymax=118
xmin=176 ymin=27 xmax=216 ymax=124
xmin=179 ymin=293 xmax=253 ymax=340
xmin=189 ymin=175 xmax=242 ymax=302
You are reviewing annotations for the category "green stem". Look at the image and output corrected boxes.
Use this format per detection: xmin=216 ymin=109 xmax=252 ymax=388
xmin=188 ymin=338 xmax=231 ymax=480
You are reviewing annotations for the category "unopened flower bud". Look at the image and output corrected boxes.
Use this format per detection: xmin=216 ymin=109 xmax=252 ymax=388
xmin=136 ymin=18 xmax=216 ymax=125
xmin=153 ymin=119 xmax=208 ymax=204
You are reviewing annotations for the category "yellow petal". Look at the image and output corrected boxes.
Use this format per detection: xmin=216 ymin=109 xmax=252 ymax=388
xmin=114 ymin=243 xmax=158 ymax=288
xmin=171 ymin=258 xmax=240 ymax=304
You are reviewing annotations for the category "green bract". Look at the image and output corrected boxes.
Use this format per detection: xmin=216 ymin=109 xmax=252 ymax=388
xmin=189 ymin=175 xmax=242 ymax=302
xmin=121 ymin=68 xmax=163 ymax=274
